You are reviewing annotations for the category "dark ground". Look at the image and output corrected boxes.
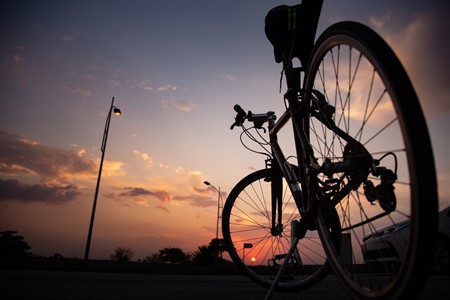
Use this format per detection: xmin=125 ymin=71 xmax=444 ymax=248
xmin=1 ymin=269 xmax=450 ymax=300
xmin=1 ymin=258 xmax=449 ymax=300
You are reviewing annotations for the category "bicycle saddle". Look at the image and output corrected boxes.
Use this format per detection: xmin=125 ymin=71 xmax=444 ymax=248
xmin=264 ymin=0 xmax=323 ymax=67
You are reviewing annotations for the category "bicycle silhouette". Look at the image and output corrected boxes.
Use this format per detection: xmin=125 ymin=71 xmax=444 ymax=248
xmin=222 ymin=1 xmax=438 ymax=299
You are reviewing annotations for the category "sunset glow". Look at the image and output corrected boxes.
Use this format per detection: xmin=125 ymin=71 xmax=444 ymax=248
xmin=1 ymin=0 xmax=448 ymax=261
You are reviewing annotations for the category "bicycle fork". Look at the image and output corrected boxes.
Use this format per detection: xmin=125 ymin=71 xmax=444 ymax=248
xmin=269 ymin=158 xmax=307 ymax=234
xmin=265 ymin=147 xmax=312 ymax=300
xmin=267 ymin=112 xmax=313 ymax=237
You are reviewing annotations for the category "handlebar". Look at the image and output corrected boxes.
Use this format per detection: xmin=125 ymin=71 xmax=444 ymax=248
xmin=230 ymin=104 xmax=276 ymax=130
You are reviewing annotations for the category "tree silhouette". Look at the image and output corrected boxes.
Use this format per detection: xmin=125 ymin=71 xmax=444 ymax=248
xmin=0 ymin=230 xmax=32 ymax=259
xmin=110 ymin=246 xmax=134 ymax=262
xmin=158 ymin=247 xmax=190 ymax=264
xmin=191 ymin=245 xmax=215 ymax=265
xmin=143 ymin=253 xmax=161 ymax=263
xmin=191 ymin=238 xmax=227 ymax=265
xmin=209 ymin=238 xmax=226 ymax=259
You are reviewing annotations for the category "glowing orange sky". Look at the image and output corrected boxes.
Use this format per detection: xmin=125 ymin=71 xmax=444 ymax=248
xmin=1 ymin=0 xmax=449 ymax=260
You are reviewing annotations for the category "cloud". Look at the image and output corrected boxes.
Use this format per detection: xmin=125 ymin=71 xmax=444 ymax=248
xmin=192 ymin=185 xmax=210 ymax=195
xmin=0 ymin=130 xmax=97 ymax=185
xmin=370 ymin=6 xmax=450 ymax=116
xmin=170 ymin=183 xmax=224 ymax=208
xmin=133 ymin=80 xmax=177 ymax=93
xmin=117 ymin=184 xmax=218 ymax=210
xmin=226 ymin=74 xmax=236 ymax=81
xmin=158 ymin=205 xmax=171 ymax=214
xmin=133 ymin=150 xmax=153 ymax=164
xmin=172 ymin=100 xmax=197 ymax=112
xmin=120 ymin=187 xmax=153 ymax=197
xmin=151 ymin=190 xmax=171 ymax=202
xmin=161 ymin=100 xmax=197 ymax=112
xmin=172 ymin=194 xmax=216 ymax=208
xmin=11 ymin=54 xmax=25 ymax=64
xmin=100 ymin=159 xmax=125 ymax=177
xmin=120 ymin=187 xmax=171 ymax=202
xmin=0 ymin=179 xmax=81 ymax=203
xmin=0 ymin=163 xmax=33 ymax=176
xmin=107 ymin=79 xmax=121 ymax=87
xmin=0 ymin=130 xmax=212 ymax=209
xmin=63 ymin=86 xmax=93 ymax=97
xmin=118 ymin=186 xmax=172 ymax=211
xmin=156 ymin=85 xmax=177 ymax=92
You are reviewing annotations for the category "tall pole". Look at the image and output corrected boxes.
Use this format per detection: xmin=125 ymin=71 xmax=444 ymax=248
xmin=216 ymin=186 xmax=221 ymax=240
xmin=84 ymin=97 xmax=120 ymax=260
xmin=203 ymin=181 xmax=222 ymax=240
xmin=204 ymin=181 xmax=223 ymax=266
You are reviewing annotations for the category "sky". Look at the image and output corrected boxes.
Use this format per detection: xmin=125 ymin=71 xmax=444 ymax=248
xmin=1 ymin=0 xmax=449 ymax=260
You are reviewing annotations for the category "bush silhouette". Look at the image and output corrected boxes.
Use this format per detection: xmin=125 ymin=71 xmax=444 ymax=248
xmin=0 ymin=230 xmax=32 ymax=259
xmin=110 ymin=246 xmax=134 ymax=262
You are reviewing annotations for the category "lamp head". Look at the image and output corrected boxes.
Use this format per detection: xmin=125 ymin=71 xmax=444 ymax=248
xmin=113 ymin=108 xmax=122 ymax=116
xmin=204 ymin=181 xmax=211 ymax=186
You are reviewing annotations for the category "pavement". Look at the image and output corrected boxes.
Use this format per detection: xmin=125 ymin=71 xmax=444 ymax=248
xmin=1 ymin=269 xmax=449 ymax=300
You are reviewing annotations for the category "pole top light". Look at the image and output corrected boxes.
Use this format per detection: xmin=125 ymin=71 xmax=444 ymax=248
xmin=113 ymin=108 xmax=122 ymax=116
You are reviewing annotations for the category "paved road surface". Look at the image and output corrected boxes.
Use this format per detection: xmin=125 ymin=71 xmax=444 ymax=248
xmin=1 ymin=270 xmax=449 ymax=300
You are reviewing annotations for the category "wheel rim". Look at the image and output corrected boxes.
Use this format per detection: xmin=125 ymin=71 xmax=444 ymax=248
xmin=222 ymin=169 xmax=331 ymax=291
xmin=303 ymin=22 xmax=437 ymax=299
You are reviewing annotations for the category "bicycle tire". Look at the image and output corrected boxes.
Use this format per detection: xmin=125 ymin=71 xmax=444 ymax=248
xmin=222 ymin=168 xmax=339 ymax=291
xmin=303 ymin=21 xmax=438 ymax=299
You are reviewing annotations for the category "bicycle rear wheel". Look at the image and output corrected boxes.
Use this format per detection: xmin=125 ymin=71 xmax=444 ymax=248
xmin=222 ymin=168 xmax=339 ymax=291
xmin=303 ymin=21 xmax=438 ymax=299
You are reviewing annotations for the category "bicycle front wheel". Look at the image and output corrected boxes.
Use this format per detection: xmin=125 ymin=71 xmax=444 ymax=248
xmin=222 ymin=168 xmax=335 ymax=292
xmin=303 ymin=21 xmax=438 ymax=299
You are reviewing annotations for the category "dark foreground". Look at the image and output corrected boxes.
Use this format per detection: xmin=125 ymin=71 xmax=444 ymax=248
xmin=1 ymin=269 xmax=450 ymax=300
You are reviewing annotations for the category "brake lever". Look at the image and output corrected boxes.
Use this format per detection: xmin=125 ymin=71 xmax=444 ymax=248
xmin=230 ymin=104 xmax=248 ymax=130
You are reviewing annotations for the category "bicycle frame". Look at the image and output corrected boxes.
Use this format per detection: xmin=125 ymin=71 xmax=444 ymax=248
xmin=242 ymin=68 xmax=313 ymax=236
xmin=261 ymin=58 xmax=369 ymax=300
xmin=225 ymin=1 xmax=438 ymax=298
xmin=267 ymin=58 xmax=377 ymax=236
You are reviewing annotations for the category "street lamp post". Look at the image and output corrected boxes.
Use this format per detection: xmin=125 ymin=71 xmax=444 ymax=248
xmin=203 ymin=181 xmax=223 ymax=241
xmin=84 ymin=97 xmax=121 ymax=260
xmin=204 ymin=181 xmax=223 ymax=267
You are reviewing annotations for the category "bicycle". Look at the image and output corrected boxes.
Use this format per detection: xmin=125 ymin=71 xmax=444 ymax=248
xmin=221 ymin=1 xmax=438 ymax=299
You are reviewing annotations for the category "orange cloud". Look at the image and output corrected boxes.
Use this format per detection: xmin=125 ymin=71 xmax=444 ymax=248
xmin=0 ymin=130 xmax=97 ymax=186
